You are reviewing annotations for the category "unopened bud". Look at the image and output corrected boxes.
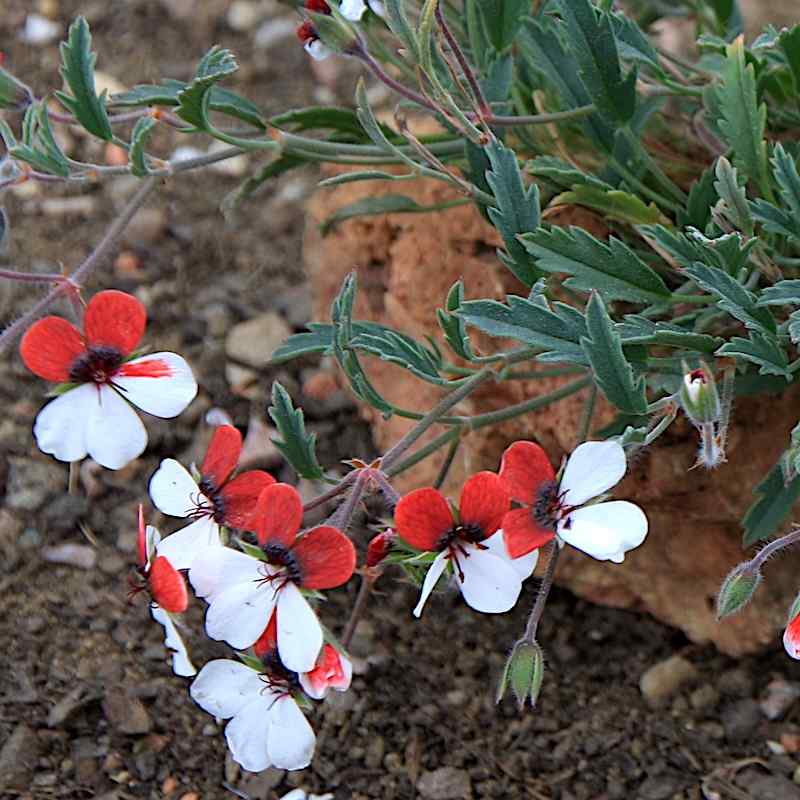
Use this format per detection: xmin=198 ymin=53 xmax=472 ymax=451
xmin=716 ymin=561 xmax=762 ymax=620
xmin=306 ymin=10 xmax=361 ymax=55
xmin=784 ymin=591 xmax=800 ymax=659
xmin=367 ymin=529 xmax=395 ymax=568
xmin=679 ymin=365 xmax=721 ymax=427
xmin=0 ymin=66 xmax=33 ymax=110
xmin=496 ymin=640 xmax=544 ymax=710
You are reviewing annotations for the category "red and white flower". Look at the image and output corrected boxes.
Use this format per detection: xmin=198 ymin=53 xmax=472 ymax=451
xmin=784 ymin=591 xmax=800 ymax=659
xmin=340 ymin=0 xmax=386 ymax=20
xmin=133 ymin=510 xmax=195 ymax=676
xmin=299 ymin=643 xmax=352 ymax=699
xmin=296 ymin=20 xmax=331 ymax=60
xmin=499 ymin=440 xmax=648 ymax=562
xmin=189 ymin=483 xmax=356 ymax=672
xmin=20 ymin=290 xmax=197 ymax=470
xmin=394 ymin=472 xmax=537 ymax=616
xmin=149 ymin=424 xmax=274 ymax=571
xmin=190 ymin=658 xmax=315 ymax=772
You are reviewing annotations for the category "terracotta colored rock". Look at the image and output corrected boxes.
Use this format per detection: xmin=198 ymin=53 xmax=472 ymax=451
xmin=304 ymin=168 xmax=799 ymax=656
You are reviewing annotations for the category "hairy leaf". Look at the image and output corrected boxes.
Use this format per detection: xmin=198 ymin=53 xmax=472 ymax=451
xmin=128 ymin=116 xmax=157 ymax=177
xmin=437 ymin=281 xmax=475 ymax=361
xmin=717 ymin=332 xmax=790 ymax=379
xmin=757 ymin=280 xmax=800 ymax=307
xmin=552 ymin=185 xmax=664 ymax=225
xmin=268 ymin=382 xmax=325 ymax=480
xmin=175 ymin=46 xmax=238 ymax=129
xmin=742 ymin=460 xmax=800 ymax=546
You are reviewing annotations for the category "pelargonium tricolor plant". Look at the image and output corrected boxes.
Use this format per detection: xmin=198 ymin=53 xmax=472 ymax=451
xmin=5 ymin=0 xmax=800 ymax=776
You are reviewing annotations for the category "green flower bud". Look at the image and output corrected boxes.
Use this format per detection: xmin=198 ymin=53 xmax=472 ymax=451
xmin=496 ymin=639 xmax=544 ymax=710
xmin=678 ymin=364 xmax=721 ymax=427
xmin=716 ymin=561 xmax=762 ymax=620
xmin=0 ymin=66 xmax=33 ymax=110
xmin=307 ymin=10 xmax=360 ymax=55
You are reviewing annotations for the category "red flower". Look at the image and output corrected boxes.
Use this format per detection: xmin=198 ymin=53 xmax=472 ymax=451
xmin=299 ymin=644 xmax=352 ymax=699
xmin=394 ymin=471 xmax=509 ymax=559
xmin=134 ymin=507 xmax=188 ymax=614
xmin=366 ymin=529 xmax=395 ymax=567
xmin=296 ymin=20 xmax=318 ymax=44
xmin=255 ymin=483 xmax=356 ymax=590
xmin=498 ymin=441 xmax=558 ymax=559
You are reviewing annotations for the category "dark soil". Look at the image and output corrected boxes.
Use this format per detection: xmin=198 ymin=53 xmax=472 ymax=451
xmin=2 ymin=3 xmax=800 ymax=800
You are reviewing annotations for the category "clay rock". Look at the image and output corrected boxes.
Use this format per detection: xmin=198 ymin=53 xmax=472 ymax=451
xmin=304 ymin=169 xmax=800 ymax=656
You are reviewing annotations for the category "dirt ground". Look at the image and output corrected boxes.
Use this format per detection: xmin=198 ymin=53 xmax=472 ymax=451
xmin=3 ymin=2 xmax=800 ymax=799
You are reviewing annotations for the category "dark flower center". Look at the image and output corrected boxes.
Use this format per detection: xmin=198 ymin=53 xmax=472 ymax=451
xmin=262 ymin=543 xmax=303 ymax=585
xmin=532 ymin=480 xmax=571 ymax=531
xmin=197 ymin=478 xmax=227 ymax=524
xmin=69 ymin=345 xmax=123 ymax=385
xmin=436 ymin=521 xmax=485 ymax=551
xmin=260 ymin=650 xmax=301 ymax=692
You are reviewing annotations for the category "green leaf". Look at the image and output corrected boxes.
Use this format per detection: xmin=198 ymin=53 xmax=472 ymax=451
xmin=708 ymin=0 xmax=744 ymax=36
xmin=519 ymin=226 xmax=670 ymax=304
xmin=128 ymin=116 xmax=156 ymax=177
xmin=750 ymin=199 xmax=800 ymax=239
xmin=270 ymin=325 xmax=332 ymax=363
xmin=267 ymin=382 xmax=325 ymax=480
xmin=789 ymin=310 xmax=800 ymax=344
xmin=681 ymin=165 xmax=717 ymax=229
xmin=351 ymin=327 xmax=444 ymax=384
xmin=713 ymin=156 xmax=754 ymax=236
xmin=270 ymin=106 xmax=396 ymax=140
xmin=526 ymin=155 xmax=611 ymax=192
xmin=458 ymin=294 xmax=588 ymax=364
xmin=556 ymin=0 xmax=637 ymax=125
xmin=437 ymin=281 xmax=475 ymax=361
xmin=617 ymin=315 xmax=722 ymax=352
xmin=383 ymin=0 xmax=420 ymax=63
xmin=56 ymin=17 xmax=113 ymax=142
xmin=478 ymin=0 xmax=529 ymax=53
xmin=638 ymin=224 xmax=705 ymax=270
xmin=714 ymin=38 xmax=770 ymax=196
xmin=778 ymin=24 xmax=800 ymax=93
xmin=771 ymin=143 xmax=800 ymax=220
xmin=742 ymin=460 xmax=800 ymax=546
xmin=318 ymin=170 xmax=411 ymax=188
xmin=552 ymin=185 xmax=664 ymax=225
xmin=9 ymin=103 xmax=70 ymax=177
xmin=319 ymin=194 xmax=464 ymax=236
xmin=175 ymin=46 xmax=238 ymax=129
xmin=609 ymin=12 xmax=665 ymax=79
xmin=111 ymin=81 xmax=264 ymax=129
xmin=581 ymin=293 xmax=647 ymax=414
xmin=238 ymin=653 xmax=266 ymax=672
xmin=685 ymin=262 xmax=775 ymax=334
xmin=757 ymin=280 xmax=800 ymax=307
xmin=717 ymin=332 xmax=790 ymax=379
xmin=484 ymin=141 xmax=542 ymax=287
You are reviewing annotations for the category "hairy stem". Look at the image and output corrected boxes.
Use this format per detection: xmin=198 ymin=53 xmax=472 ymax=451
xmin=523 ymin=540 xmax=560 ymax=643
xmin=341 ymin=574 xmax=373 ymax=651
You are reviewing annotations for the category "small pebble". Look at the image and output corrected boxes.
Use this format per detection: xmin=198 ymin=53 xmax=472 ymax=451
xmin=417 ymin=766 xmax=472 ymax=800
xmin=41 ymin=544 xmax=97 ymax=570
xmin=639 ymin=655 xmax=698 ymax=707
xmin=21 ymin=13 xmax=61 ymax=44
xmin=761 ymin=680 xmax=800 ymax=720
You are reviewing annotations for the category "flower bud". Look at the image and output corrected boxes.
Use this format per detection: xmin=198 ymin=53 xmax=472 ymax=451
xmin=0 ymin=65 xmax=33 ymax=110
xmin=367 ymin=529 xmax=395 ymax=568
xmin=784 ymin=592 xmax=800 ymax=660
xmin=305 ymin=9 xmax=361 ymax=55
xmin=678 ymin=365 xmax=721 ymax=427
xmin=716 ymin=561 xmax=762 ymax=620
xmin=496 ymin=639 xmax=544 ymax=710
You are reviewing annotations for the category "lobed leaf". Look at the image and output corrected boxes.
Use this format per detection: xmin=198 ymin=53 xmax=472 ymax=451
xmin=175 ymin=46 xmax=239 ymax=129
xmin=128 ymin=116 xmax=156 ymax=177
xmin=742 ymin=460 xmax=800 ymax=546
xmin=268 ymin=382 xmax=325 ymax=480
xmin=717 ymin=332 xmax=790 ymax=379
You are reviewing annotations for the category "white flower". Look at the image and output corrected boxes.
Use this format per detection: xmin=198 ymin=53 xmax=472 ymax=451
xmin=339 ymin=0 xmax=385 ymax=20
xmin=151 ymin=605 xmax=196 ymax=677
xmin=190 ymin=659 xmax=315 ymax=772
xmin=500 ymin=440 xmax=648 ymax=562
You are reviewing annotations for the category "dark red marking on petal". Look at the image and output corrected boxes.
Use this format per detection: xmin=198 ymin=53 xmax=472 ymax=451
xmin=116 ymin=358 xmax=172 ymax=379
xmin=394 ymin=488 xmax=453 ymax=551
xmin=253 ymin=611 xmax=278 ymax=659
xmin=20 ymin=316 xmax=85 ymax=382
xmin=254 ymin=483 xmax=303 ymax=547
xmin=296 ymin=20 xmax=317 ymax=43
xmin=84 ymin=290 xmax=146 ymax=356
xmin=498 ymin=441 xmax=555 ymax=506
xmin=501 ymin=508 xmax=555 ymax=559
xmin=149 ymin=556 xmax=189 ymax=613
xmin=220 ymin=471 xmax=276 ymax=529
xmin=459 ymin=471 xmax=510 ymax=539
xmin=292 ymin=525 xmax=356 ymax=589
xmin=201 ymin=425 xmax=242 ymax=488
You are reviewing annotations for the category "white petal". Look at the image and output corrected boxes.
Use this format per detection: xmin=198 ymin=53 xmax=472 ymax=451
xmin=340 ymin=0 xmax=366 ymax=19
xmin=560 ymin=440 xmax=627 ymax=507
xmin=151 ymin=605 xmax=196 ymax=677
xmin=206 ymin=578 xmax=277 ymax=650
xmin=281 ymin=792 xmax=308 ymax=800
xmin=482 ymin=530 xmax=538 ymax=581
xmin=412 ymin=551 xmax=448 ymax=618
xmin=87 ymin=384 xmax=147 ymax=470
xmin=156 ymin=517 xmax=222 ymax=572
xmin=457 ymin=545 xmax=523 ymax=614
xmin=305 ymin=40 xmax=331 ymax=60
xmin=368 ymin=0 xmax=386 ymax=16
xmin=559 ymin=501 xmax=648 ymax=562
xmin=32 ymin=384 xmax=94 ymax=463
xmin=190 ymin=659 xmax=263 ymax=718
xmin=226 ymin=695 xmax=277 ymax=773
xmin=113 ymin=352 xmax=197 ymax=418
xmin=277 ymin=582 xmax=323 ymax=673
xmin=145 ymin=525 xmax=161 ymax=571
xmin=190 ymin=547 xmax=266 ymax=600
xmin=149 ymin=458 xmax=200 ymax=518
xmin=267 ymin=696 xmax=316 ymax=771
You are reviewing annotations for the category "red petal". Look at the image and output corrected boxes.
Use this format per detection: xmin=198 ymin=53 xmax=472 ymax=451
xmin=137 ymin=505 xmax=146 ymax=569
xmin=84 ymin=290 xmax=146 ymax=356
xmin=20 ymin=317 xmax=85 ymax=382
xmin=116 ymin=358 xmax=172 ymax=378
xmin=394 ymin=488 xmax=453 ymax=551
xmin=253 ymin=611 xmax=278 ymax=659
xmin=220 ymin=471 xmax=276 ymax=529
xmin=502 ymin=508 xmax=555 ymax=559
xmin=201 ymin=425 xmax=242 ymax=488
xmin=254 ymin=483 xmax=303 ymax=547
xmin=149 ymin=556 xmax=189 ymax=613
xmin=459 ymin=471 xmax=510 ymax=539
xmin=499 ymin=441 xmax=555 ymax=506
xmin=292 ymin=525 xmax=355 ymax=589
